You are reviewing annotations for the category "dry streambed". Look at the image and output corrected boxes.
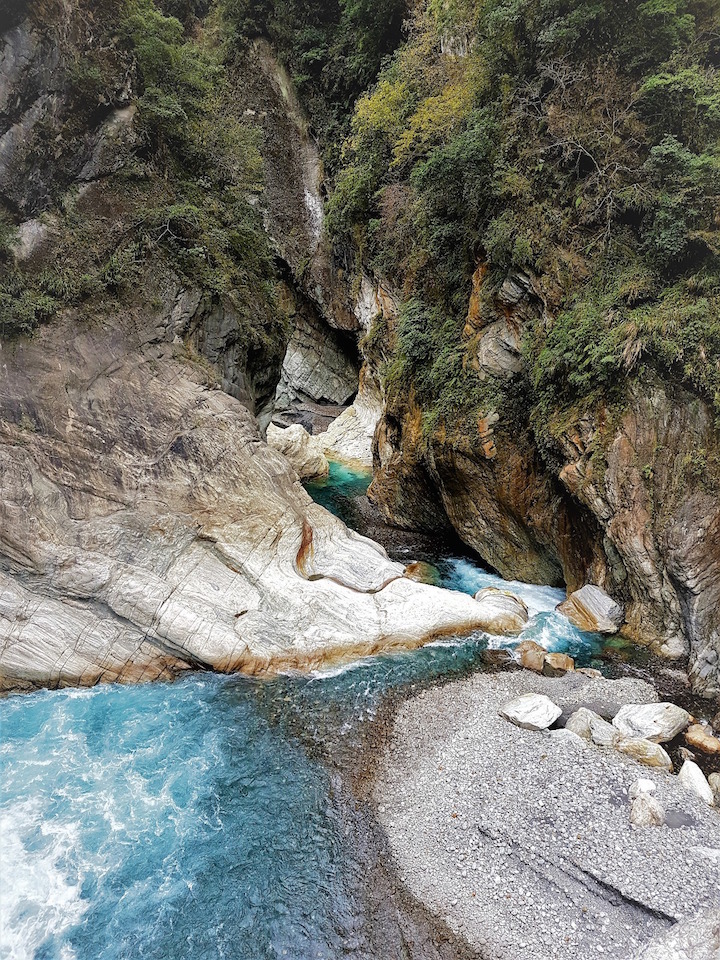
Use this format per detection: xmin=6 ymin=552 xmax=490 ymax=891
xmin=374 ymin=670 xmax=720 ymax=960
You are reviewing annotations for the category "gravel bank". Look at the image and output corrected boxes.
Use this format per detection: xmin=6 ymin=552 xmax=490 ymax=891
xmin=374 ymin=670 xmax=720 ymax=960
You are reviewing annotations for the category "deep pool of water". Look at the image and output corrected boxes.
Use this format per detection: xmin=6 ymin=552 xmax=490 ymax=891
xmin=1 ymin=461 xmax=609 ymax=960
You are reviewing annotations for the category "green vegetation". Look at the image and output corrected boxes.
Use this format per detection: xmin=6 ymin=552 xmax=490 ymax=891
xmin=220 ymin=0 xmax=407 ymax=171
xmin=325 ymin=0 xmax=720 ymax=436
xmin=1 ymin=0 xmax=285 ymax=362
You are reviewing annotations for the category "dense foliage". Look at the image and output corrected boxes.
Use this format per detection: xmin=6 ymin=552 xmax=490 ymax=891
xmin=220 ymin=0 xmax=407 ymax=171
xmin=0 ymin=0 xmax=284 ymax=359
xmin=326 ymin=0 xmax=720 ymax=435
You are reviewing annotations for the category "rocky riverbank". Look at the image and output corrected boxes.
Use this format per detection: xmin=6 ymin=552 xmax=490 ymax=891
xmin=372 ymin=669 xmax=720 ymax=960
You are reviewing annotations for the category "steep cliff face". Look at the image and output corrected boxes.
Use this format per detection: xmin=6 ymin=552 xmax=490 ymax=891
xmin=316 ymin=0 xmax=720 ymax=697
xmin=367 ymin=263 xmax=720 ymax=696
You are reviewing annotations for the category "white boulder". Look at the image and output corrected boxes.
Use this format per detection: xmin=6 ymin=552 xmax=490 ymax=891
xmin=565 ymin=707 xmax=619 ymax=747
xmin=630 ymin=793 xmax=665 ymax=829
xmin=629 ymin=778 xmax=656 ymax=799
xmin=678 ymin=760 xmax=715 ymax=805
xmin=473 ymin=587 xmax=529 ymax=635
xmin=615 ymin=737 xmax=672 ymax=771
xmin=267 ymin=423 xmax=329 ymax=480
xmin=499 ymin=693 xmax=562 ymax=731
xmin=612 ymin=702 xmax=691 ymax=743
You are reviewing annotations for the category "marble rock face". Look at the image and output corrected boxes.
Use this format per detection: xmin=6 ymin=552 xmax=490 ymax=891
xmin=266 ymin=423 xmax=329 ymax=480
xmin=472 ymin=586 xmax=529 ymax=635
xmin=0 ymin=314 xmax=504 ymax=691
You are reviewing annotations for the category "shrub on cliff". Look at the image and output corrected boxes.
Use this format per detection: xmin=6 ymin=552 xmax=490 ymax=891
xmin=326 ymin=0 xmax=720 ymax=432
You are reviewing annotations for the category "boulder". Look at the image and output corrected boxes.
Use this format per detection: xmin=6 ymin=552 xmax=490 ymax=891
xmin=473 ymin=587 xmax=529 ymax=635
xmin=542 ymin=652 xmax=575 ymax=677
xmin=709 ymin=772 xmax=720 ymax=803
xmin=685 ymin=723 xmax=720 ymax=755
xmin=319 ymin=374 xmax=382 ymax=467
xmin=266 ymin=423 xmax=329 ymax=480
xmin=630 ymin=793 xmax=665 ymax=828
xmin=615 ymin=737 xmax=672 ymax=771
xmin=556 ymin=584 xmax=624 ymax=634
xmin=565 ymin=707 xmax=619 ymax=747
xmin=678 ymin=760 xmax=715 ymax=805
xmin=629 ymin=778 xmax=656 ymax=799
xmin=499 ymin=693 xmax=562 ymax=731
xmin=515 ymin=639 xmax=547 ymax=673
xmin=612 ymin=702 xmax=692 ymax=743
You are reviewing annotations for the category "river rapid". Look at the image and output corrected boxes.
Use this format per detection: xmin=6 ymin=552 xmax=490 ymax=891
xmin=0 ymin=462 xmax=636 ymax=960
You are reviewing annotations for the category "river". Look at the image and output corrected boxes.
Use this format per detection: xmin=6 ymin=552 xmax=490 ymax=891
xmin=0 ymin=462 xmax=635 ymax=960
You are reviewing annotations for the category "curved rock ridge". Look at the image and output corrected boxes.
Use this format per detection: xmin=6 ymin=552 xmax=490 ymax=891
xmin=0 ymin=312 xmax=499 ymax=692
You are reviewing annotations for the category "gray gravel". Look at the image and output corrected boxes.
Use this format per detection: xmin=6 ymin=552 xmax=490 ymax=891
xmin=374 ymin=670 xmax=720 ymax=960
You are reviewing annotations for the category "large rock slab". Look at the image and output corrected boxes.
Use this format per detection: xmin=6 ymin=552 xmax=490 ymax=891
xmin=615 ymin=737 xmax=673 ymax=771
xmin=557 ymin=584 xmax=624 ymax=634
xmin=612 ymin=703 xmax=692 ymax=743
xmin=678 ymin=761 xmax=715 ymax=805
xmin=0 ymin=313 xmax=505 ymax=691
xmin=566 ymin=707 xmax=619 ymax=747
xmin=319 ymin=370 xmax=382 ymax=467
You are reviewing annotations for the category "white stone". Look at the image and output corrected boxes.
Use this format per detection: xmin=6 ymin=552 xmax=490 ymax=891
xmin=472 ymin=587 xmax=529 ymax=635
xmin=499 ymin=694 xmax=562 ymax=731
xmin=266 ymin=423 xmax=329 ymax=480
xmin=612 ymin=702 xmax=691 ymax=743
xmin=629 ymin=778 xmax=656 ymax=799
xmin=678 ymin=760 xmax=715 ymax=805
xmin=615 ymin=737 xmax=672 ymax=771
xmin=319 ymin=372 xmax=382 ymax=466
xmin=630 ymin=794 xmax=665 ymax=829
xmin=565 ymin=707 xmax=619 ymax=747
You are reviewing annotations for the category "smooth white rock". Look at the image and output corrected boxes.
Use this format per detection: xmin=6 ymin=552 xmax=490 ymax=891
xmin=612 ymin=702 xmax=692 ymax=743
xmin=266 ymin=423 xmax=329 ymax=480
xmin=565 ymin=707 xmax=619 ymax=747
xmin=630 ymin=793 xmax=665 ymax=828
xmin=678 ymin=760 xmax=715 ymax=805
xmin=499 ymin=693 xmax=562 ymax=731
xmin=629 ymin=778 xmax=657 ymax=799
xmin=319 ymin=373 xmax=382 ymax=466
xmin=556 ymin=584 xmax=624 ymax=634
xmin=472 ymin=587 xmax=529 ymax=635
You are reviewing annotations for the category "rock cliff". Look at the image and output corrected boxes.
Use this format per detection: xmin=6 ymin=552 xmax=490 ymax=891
xmin=0 ymin=305 xmax=501 ymax=691
xmin=367 ymin=264 xmax=720 ymax=697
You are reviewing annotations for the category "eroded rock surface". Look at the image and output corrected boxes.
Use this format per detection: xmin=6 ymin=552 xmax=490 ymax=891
xmin=266 ymin=423 xmax=329 ymax=480
xmin=0 ymin=313 xmax=502 ymax=691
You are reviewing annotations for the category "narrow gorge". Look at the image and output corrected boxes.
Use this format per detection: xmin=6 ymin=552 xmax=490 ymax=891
xmin=1 ymin=1 xmax=720 ymax=958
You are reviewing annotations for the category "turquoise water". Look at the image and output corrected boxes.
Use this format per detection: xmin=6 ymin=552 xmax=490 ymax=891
xmin=1 ymin=462 xmax=605 ymax=959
